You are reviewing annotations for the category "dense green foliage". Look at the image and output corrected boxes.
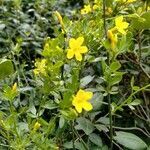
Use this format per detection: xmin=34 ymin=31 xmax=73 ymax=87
xmin=0 ymin=0 xmax=150 ymax=150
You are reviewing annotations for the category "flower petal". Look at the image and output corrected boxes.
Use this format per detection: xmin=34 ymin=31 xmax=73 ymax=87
xmin=67 ymin=49 xmax=74 ymax=59
xmin=75 ymin=52 xmax=82 ymax=61
xmin=118 ymin=28 xmax=126 ymax=35
xmin=115 ymin=16 xmax=123 ymax=27
xmin=84 ymin=91 xmax=93 ymax=100
xmin=80 ymin=46 xmax=88 ymax=53
xmin=69 ymin=38 xmax=76 ymax=48
xmin=122 ymin=22 xmax=129 ymax=29
xmin=82 ymin=102 xmax=93 ymax=111
xmin=75 ymin=104 xmax=83 ymax=113
xmin=76 ymin=37 xmax=84 ymax=46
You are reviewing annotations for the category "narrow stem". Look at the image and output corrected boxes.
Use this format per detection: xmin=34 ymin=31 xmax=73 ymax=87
xmin=114 ymin=84 xmax=150 ymax=113
xmin=103 ymin=0 xmax=113 ymax=148
xmin=108 ymin=86 xmax=113 ymax=150
xmin=103 ymin=0 xmax=107 ymax=37
xmin=137 ymin=30 xmax=142 ymax=63
xmin=72 ymin=126 xmax=89 ymax=150
xmin=113 ymin=126 xmax=150 ymax=138
xmin=142 ymin=91 xmax=149 ymax=118
xmin=71 ymin=121 xmax=75 ymax=150
xmin=145 ymin=0 xmax=148 ymax=12
xmin=0 ymin=143 xmax=12 ymax=148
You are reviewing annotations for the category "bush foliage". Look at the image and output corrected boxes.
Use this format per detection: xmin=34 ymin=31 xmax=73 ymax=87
xmin=0 ymin=0 xmax=150 ymax=150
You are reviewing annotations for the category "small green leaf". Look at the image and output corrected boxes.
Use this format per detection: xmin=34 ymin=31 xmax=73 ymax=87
xmin=130 ymin=99 xmax=141 ymax=106
xmin=133 ymin=86 xmax=140 ymax=91
xmin=89 ymin=133 xmax=102 ymax=147
xmin=110 ymin=61 xmax=121 ymax=72
xmin=109 ymin=72 xmax=124 ymax=86
xmin=41 ymin=101 xmax=58 ymax=110
xmin=91 ymin=93 xmax=104 ymax=111
xmin=75 ymin=117 xmax=95 ymax=135
xmin=131 ymin=12 xmax=150 ymax=30
xmin=0 ymin=59 xmax=14 ymax=80
xmin=59 ymin=116 xmax=65 ymax=128
xmin=114 ymin=131 xmax=147 ymax=150
xmin=80 ymin=75 xmax=94 ymax=88
xmin=60 ymin=109 xmax=77 ymax=120
xmin=95 ymin=124 xmax=109 ymax=132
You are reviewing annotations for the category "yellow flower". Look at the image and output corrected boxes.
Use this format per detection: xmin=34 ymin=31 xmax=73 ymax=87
xmin=33 ymin=122 xmax=41 ymax=131
xmin=93 ymin=0 xmax=101 ymax=10
xmin=55 ymin=11 xmax=65 ymax=32
xmin=107 ymin=30 xmax=118 ymax=50
xmin=115 ymin=0 xmax=136 ymax=3
xmin=81 ymin=4 xmax=92 ymax=14
xmin=12 ymin=82 xmax=17 ymax=92
xmin=72 ymin=89 xmax=93 ymax=113
xmin=55 ymin=11 xmax=63 ymax=26
xmin=126 ymin=0 xmax=136 ymax=3
xmin=33 ymin=59 xmax=47 ymax=75
xmin=67 ymin=37 xmax=88 ymax=61
xmin=106 ymin=7 xmax=113 ymax=15
xmin=93 ymin=4 xmax=99 ymax=10
xmin=114 ymin=16 xmax=129 ymax=35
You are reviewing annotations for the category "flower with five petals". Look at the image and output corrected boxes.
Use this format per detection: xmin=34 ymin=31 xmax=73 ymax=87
xmin=72 ymin=89 xmax=93 ymax=113
xmin=114 ymin=16 xmax=129 ymax=35
xmin=67 ymin=37 xmax=88 ymax=61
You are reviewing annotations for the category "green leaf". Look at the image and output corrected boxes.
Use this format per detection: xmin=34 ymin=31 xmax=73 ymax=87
xmin=147 ymin=145 xmax=150 ymax=150
xmin=130 ymin=99 xmax=141 ymax=106
xmin=130 ymin=76 xmax=135 ymax=88
xmin=96 ymin=117 xmax=109 ymax=125
xmin=131 ymin=12 xmax=150 ymax=30
xmin=41 ymin=101 xmax=58 ymax=110
xmin=80 ymin=75 xmax=94 ymax=88
xmin=0 ymin=24 xmax=5 ymax=30
xmin=60 ymin=109 xmax=77 ymax=120
xmin=110 ymin=61 xmax=121 ymax=72
xmin=59 ymin=116 xmax=65 ymax=128
xmin=95 ymin=124 xmax=109 ymax=132
xmin=109 ymin=72 xmax=124 ymax=86
xmin=91 ymin=93 xmax=104 ymax=111
xmin=0 ymin=59 xmax=14 ymax=80
xmin=89 ymin=133 xmax=102 ymax=147
xmin=114 ymin=131 xmax=147 ymax=150
xmin=133 ymin=86 xmax=140 ymax=91
xmin=75 ymin=117 xmax=95 ymax=135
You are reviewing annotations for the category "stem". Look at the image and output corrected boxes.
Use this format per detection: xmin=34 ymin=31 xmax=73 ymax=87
xmin=113 ymin=126 xmax=150 ymax=138
xmin=103 ymin=0 xmax=113 ymax=148
xmin=103 ymin=0 xmax=107 ymax=37
xmin=113 ymin=84 xmax=150 ymax=113
xmin=108 ymin=86 xmax=113 ymax=150
xmin=0 ymin=143 xmax=12 ymax=148
xmin=104 ymin=132 xmax=123 ymax=150
xmin=71 ymin=121 xmax=75 ymax=150
xmin=137 ymin=30 xmax=143 ymax=63
xmin=72 ymin=126 xmax=89 ymax=150
xmin=145 ymin=0 xmax=148 ymax=12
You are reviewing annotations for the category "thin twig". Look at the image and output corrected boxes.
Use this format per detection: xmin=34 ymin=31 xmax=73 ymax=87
xmin=113 ymin=126 xmax=150 ymax=138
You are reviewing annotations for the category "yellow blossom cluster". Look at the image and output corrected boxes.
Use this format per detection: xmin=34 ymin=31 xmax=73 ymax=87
xmin=81 ymin=4 xmax=92 ymax=15
xmin=115 ymin=0 xmax=136 ymax=3
xmin=33 ymin=59 xmax=47 ymax=75
xmin=81 ymin=0 xmax=100 ymax=15
xmin=107 ymin=16 xmax=129 ymax=50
